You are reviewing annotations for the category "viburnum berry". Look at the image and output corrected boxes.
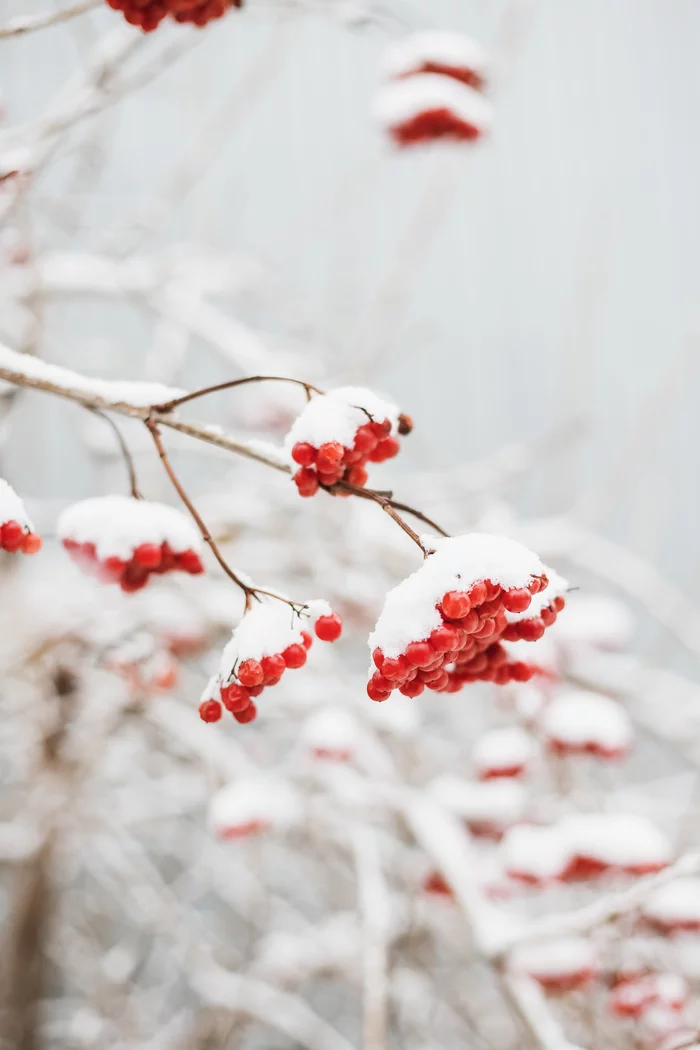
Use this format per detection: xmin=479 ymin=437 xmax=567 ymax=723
xmin=105 ymin=0 xmax=242 ymax=32
xmin=261 ymin=653 xmax=286 ymax=679
xmin=237 ymin=659 xmax=264 ymax=688
xmin=366 ymin=534 xmax=568 ymax=702
xmin=314 ymin=613 xmax=343 ymax=642
xmin=0 ymin=480 xmax=42 ymax=556
xmin=199 ymin=699 xmax=222 ymax=723
xmin=285 ymin=387 xmax=410 ymax=498
xmin=282 ymin=643 xmax=307 ymax=669
xmin=58 ymin=496 xmax=204 ymax=593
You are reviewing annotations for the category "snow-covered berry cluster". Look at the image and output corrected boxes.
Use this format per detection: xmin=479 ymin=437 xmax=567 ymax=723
xmin=199 ymin=599 xmax=342 ymax=725
xmin=105 ymin=0 xmax=241 ymax=32
xmin=208 ymin=779 xmax=302 ymax=839
xmin=541 ymin=689 xmax=633 ymax=760
xmin=367 ymin=534 xmax=567 ymax=701
xmin=58 ymin=495 xmax=204 ymax=593
xmin=642 ymin=878 xmax=700 ymax=935
xmin=284 ymin=387 xmax=410 ymax=497
xmin=0 ymin=478 xmax=41 ymax=555
xmin=511 ymin=938 xmax=598 ymax=994
xmin=374 ymin=31 xmax=493 ymax=147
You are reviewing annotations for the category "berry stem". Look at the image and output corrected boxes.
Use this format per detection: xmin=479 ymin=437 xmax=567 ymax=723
xmin=89 ymin=407 xmax=142 ymax=500
xmin=151 ymin=375 xmax=325 ymax=415
xmin=145 ymin=418 xmax=305 ymax=614
xmin=334 ymin=480 xmax=449 ymax=552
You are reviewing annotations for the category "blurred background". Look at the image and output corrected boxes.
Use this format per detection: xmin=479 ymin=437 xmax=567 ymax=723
xmin=1 ymin=1 xmax=700 ymax=1048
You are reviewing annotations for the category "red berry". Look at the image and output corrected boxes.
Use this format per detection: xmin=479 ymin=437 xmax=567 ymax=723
xmin=178 ymin=549 xmax=204 ymax=574
xmin=399 ymin=679 xmax=425 ymax=697
xmin=540 ymin=606 xmax=556 ymax=627
xmin=237 ymin=659 xmax=264 ymax=687
xmin=221 ymin=682 xmax=251 ymax=712
xmin=353 ymin=425 xmax=378 ymax=454
xmin=517 ymin=619 xmax=545 ymax=642
xmin=199 ymin=699 xmax=222 ymax=723
xmin=429 ymin=624 xmax=459 ymax=651
xmin=294 ymin=467 xmax=319 ymax=497
xmin=367 ymin=680 xmax=391 ymax=702
xmin=234 ymin=703 xmax=257 ymax=724
xmin=460 ymin=610 xmax=480 ymax=634
xmin=346 ymin=465 xmax=369 ymax=487
xmin=21 ymin=532 xmax=41 ymax=555
xmin=301 ymin=631 xmax=313 ymax=650
xmin=510 ymin=662 xmax=534 ymax=682
xmin=1 ymin=520 xmax=24 ymax=552
xmin=502 ymin=588 xmax=532 ymax=614
xmin=441 ymin=591 xmax=471 ymax=619
xmin=291 ymin=442 xmax=316 ymax=466
xmin=381 ymin=655 xmax=409 ymax=680
xmin=473 ymin=618 xmax=496 ymax=640
xmin=372 ymin=647 xmax=385 ymax=670
xmin=248 ymin=684 xmax=265 ymax=697
xmin=282 ymin=643 xmax=307 ymax=669
xmin=314 ymin=613 xmax=342 ymax=642
xmin=316 ymin=441 xmax=344 ymax=470
xmin=405 ymin=640 xmax=434 ymax=667
xmin=370 ymin=418 xmax=392 ymax=437
xmin=261 ymin=653 xmax=286 ymax=680
xmin=478 ymin=598 xmax=501 ymax=619
xmin=397 ymin=413 xmax=413 ymax=436
xmin=553 ymin=596 xmax=566 ymax=612
xmin=427 ymin=670 xmax=450 ymax=691
xmin=468 ymin=581 xmax=487 ymax=606
xmin=370 ymin=671 xmax=393 ymax=693
xmin=134 ymin=542 xmax=162 ymax=568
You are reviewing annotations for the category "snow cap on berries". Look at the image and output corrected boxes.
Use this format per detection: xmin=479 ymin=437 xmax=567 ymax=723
xmin=208 ymin=779 xmax=302 ymax=839
xmin=106 ymin=0 xmax=241 ymax=32
xmin=541 ymin=690 xmax=633 ymax=759
xmin=428 ymin=774 xmax=526 ymax=834
xmin=58 ymin=495 xmax=202 ymax=563
xmin=217 ymin=596 xmax=322 ymax=672
xmin=560 ymin=812 xmax=671 ymax=876
xmin=501 ymin=824 xmax=570 ymax=884
xmin=642 ymin=877 xmax=700 ymax=933
xmin=302 ymin=707 xmax=359 ymax=760
xmin=284 ymin=387 xmax=400 ymax=458
xmin=370 ymin=533 xmax=547 ymax=660
xmin=473 ymin=726 xmax=534 ymax=780
xmin=381 ymin=30 xmax=489 ymax=90
xmin=374 ymin=74 xmax=493 ymax=146
xmin=510 ymin=938 xmax=598 ymax=992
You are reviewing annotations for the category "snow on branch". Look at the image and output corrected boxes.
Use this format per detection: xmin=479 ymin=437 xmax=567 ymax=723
xmin=0 ymin=0 xmax=100 ymax=40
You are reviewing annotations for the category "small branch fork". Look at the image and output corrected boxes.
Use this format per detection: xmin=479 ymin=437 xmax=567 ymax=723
xmin=153 ymin=375 xmax=324 ymax=414
xmin=145 ymin=418 xmax=305 ymax=614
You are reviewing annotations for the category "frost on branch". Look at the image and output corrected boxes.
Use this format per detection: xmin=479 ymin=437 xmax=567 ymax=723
xmin=381 ymin=31 xmax=489 ymax=91
xmin=376 ymin=31 xmax=492 ymax=147
xmin=0 ymin=477 xmax=41 ymax=554
xmin=284 ymin=386 xmax=409 ymax=497
xmin=540 ymin=689 xmax=634 ymax=760
xmin=105 ymin=0 xmax=242 ymax=32
xmin=199 ymin=597 xmax=342 ymax=725
xmin=367 ymin=533 xmax=563 ymax=700
xmin=58 ymin=495 xmax=204 ymax=592
xmin=208 ymin=779 xmax=302 ymax=839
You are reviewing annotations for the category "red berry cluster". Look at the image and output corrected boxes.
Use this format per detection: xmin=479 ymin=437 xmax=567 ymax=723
xmin=368 ymin=576 xmax=561 ymax=701
xmin=105 ymin=0 xmax=240 ymax=31
xmin=199 ymin=612 xmax=342 ymax=725
xmin=292 ymin=415 xmax=411 ymax=498
xmin=62 ymin=538 xmax=204 ymax=593
xmin=0 ymin=520 xmax=41 ymax=555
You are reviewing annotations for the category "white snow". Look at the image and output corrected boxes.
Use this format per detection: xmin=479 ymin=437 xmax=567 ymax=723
xmin=57 ymin=495 xmax=203 ymax=561
xmin=472 ymin=727 xmax=534 ymax=776
xmin=283 ymin=386 xmax=400 ymax=453
xmin=560 ymin=813 xmax=671 ymax=871
xmin=0 ymin=476 xmax=32 ymax=528
xmin=0 ymin=341 xmax=185 ymax=408
xmin=381 ymin=31 xmax=489 ymax=83
xmin=428 ymin=774 xmax=526 ymax=827
xmin=510 ymin=937 xmax=597 ymax=981
xmin=501 ymin=824 xmax=570 ymax=882
xmin=208 ymin=779 xmax=302 ymax=837
xmin=540 ymin=690 xmax=633 ymax=755
xmin=642 ymin=877 xmax=700 ymax=928
xmin=374 ymin=75 xmax=493 ymax=134
xmin=552 ymin=593 xmax=635 ymax=650
xmin=369 ymin=533 xmax=546 ymax=659
xmin=301 ymin=708 xmax=358 ymax=754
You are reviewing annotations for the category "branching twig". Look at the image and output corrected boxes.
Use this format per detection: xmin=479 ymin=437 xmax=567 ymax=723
xmin=0 ymin=0 xmax=99 ymax=39
xmin=153 ymin=375 xmax=324 ymax=414
xmin=88 ymin=407 xmax=141 ymax=499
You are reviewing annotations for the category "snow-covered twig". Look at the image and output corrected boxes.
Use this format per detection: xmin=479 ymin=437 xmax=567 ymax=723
xmin=0 ymin=0 xmax=100 ymax=40
xmin=353 ymin=826 xmax=389 ymax=1050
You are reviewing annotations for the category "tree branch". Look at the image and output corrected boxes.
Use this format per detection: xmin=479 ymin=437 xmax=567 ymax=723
xmin=0 ymin=0 xmax=99 ymax=40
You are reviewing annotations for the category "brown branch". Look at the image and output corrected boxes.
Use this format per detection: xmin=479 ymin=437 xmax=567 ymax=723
xmin=334 ymin=481 xmax=439 ymax=557
xmin=152 ymin=375 xmax=325 ymax=414
xmin=0 ymin=0 xmax=99 ymax=39
xmin=145 ymin=419 xmax=303 ymax=614
xmin=88 ymin=407 xmax=141 ymax=499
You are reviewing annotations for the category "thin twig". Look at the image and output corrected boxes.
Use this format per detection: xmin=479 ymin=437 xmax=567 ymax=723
xmin=88 ymin=407 xmax=141 ymax=499
xmin=0 ymin=0 xmax=99 ymax=39
xmin=153 ymin=375 xmax=324 ymax=414
xmin=145 ymin=419 xmax=302 ymax=614
xmin=334 ymin=481 xmax=439 ymax=555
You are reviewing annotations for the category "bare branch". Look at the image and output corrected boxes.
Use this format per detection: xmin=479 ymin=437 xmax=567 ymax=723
xmin=0 ymin=0 xmax=100 ymax=40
